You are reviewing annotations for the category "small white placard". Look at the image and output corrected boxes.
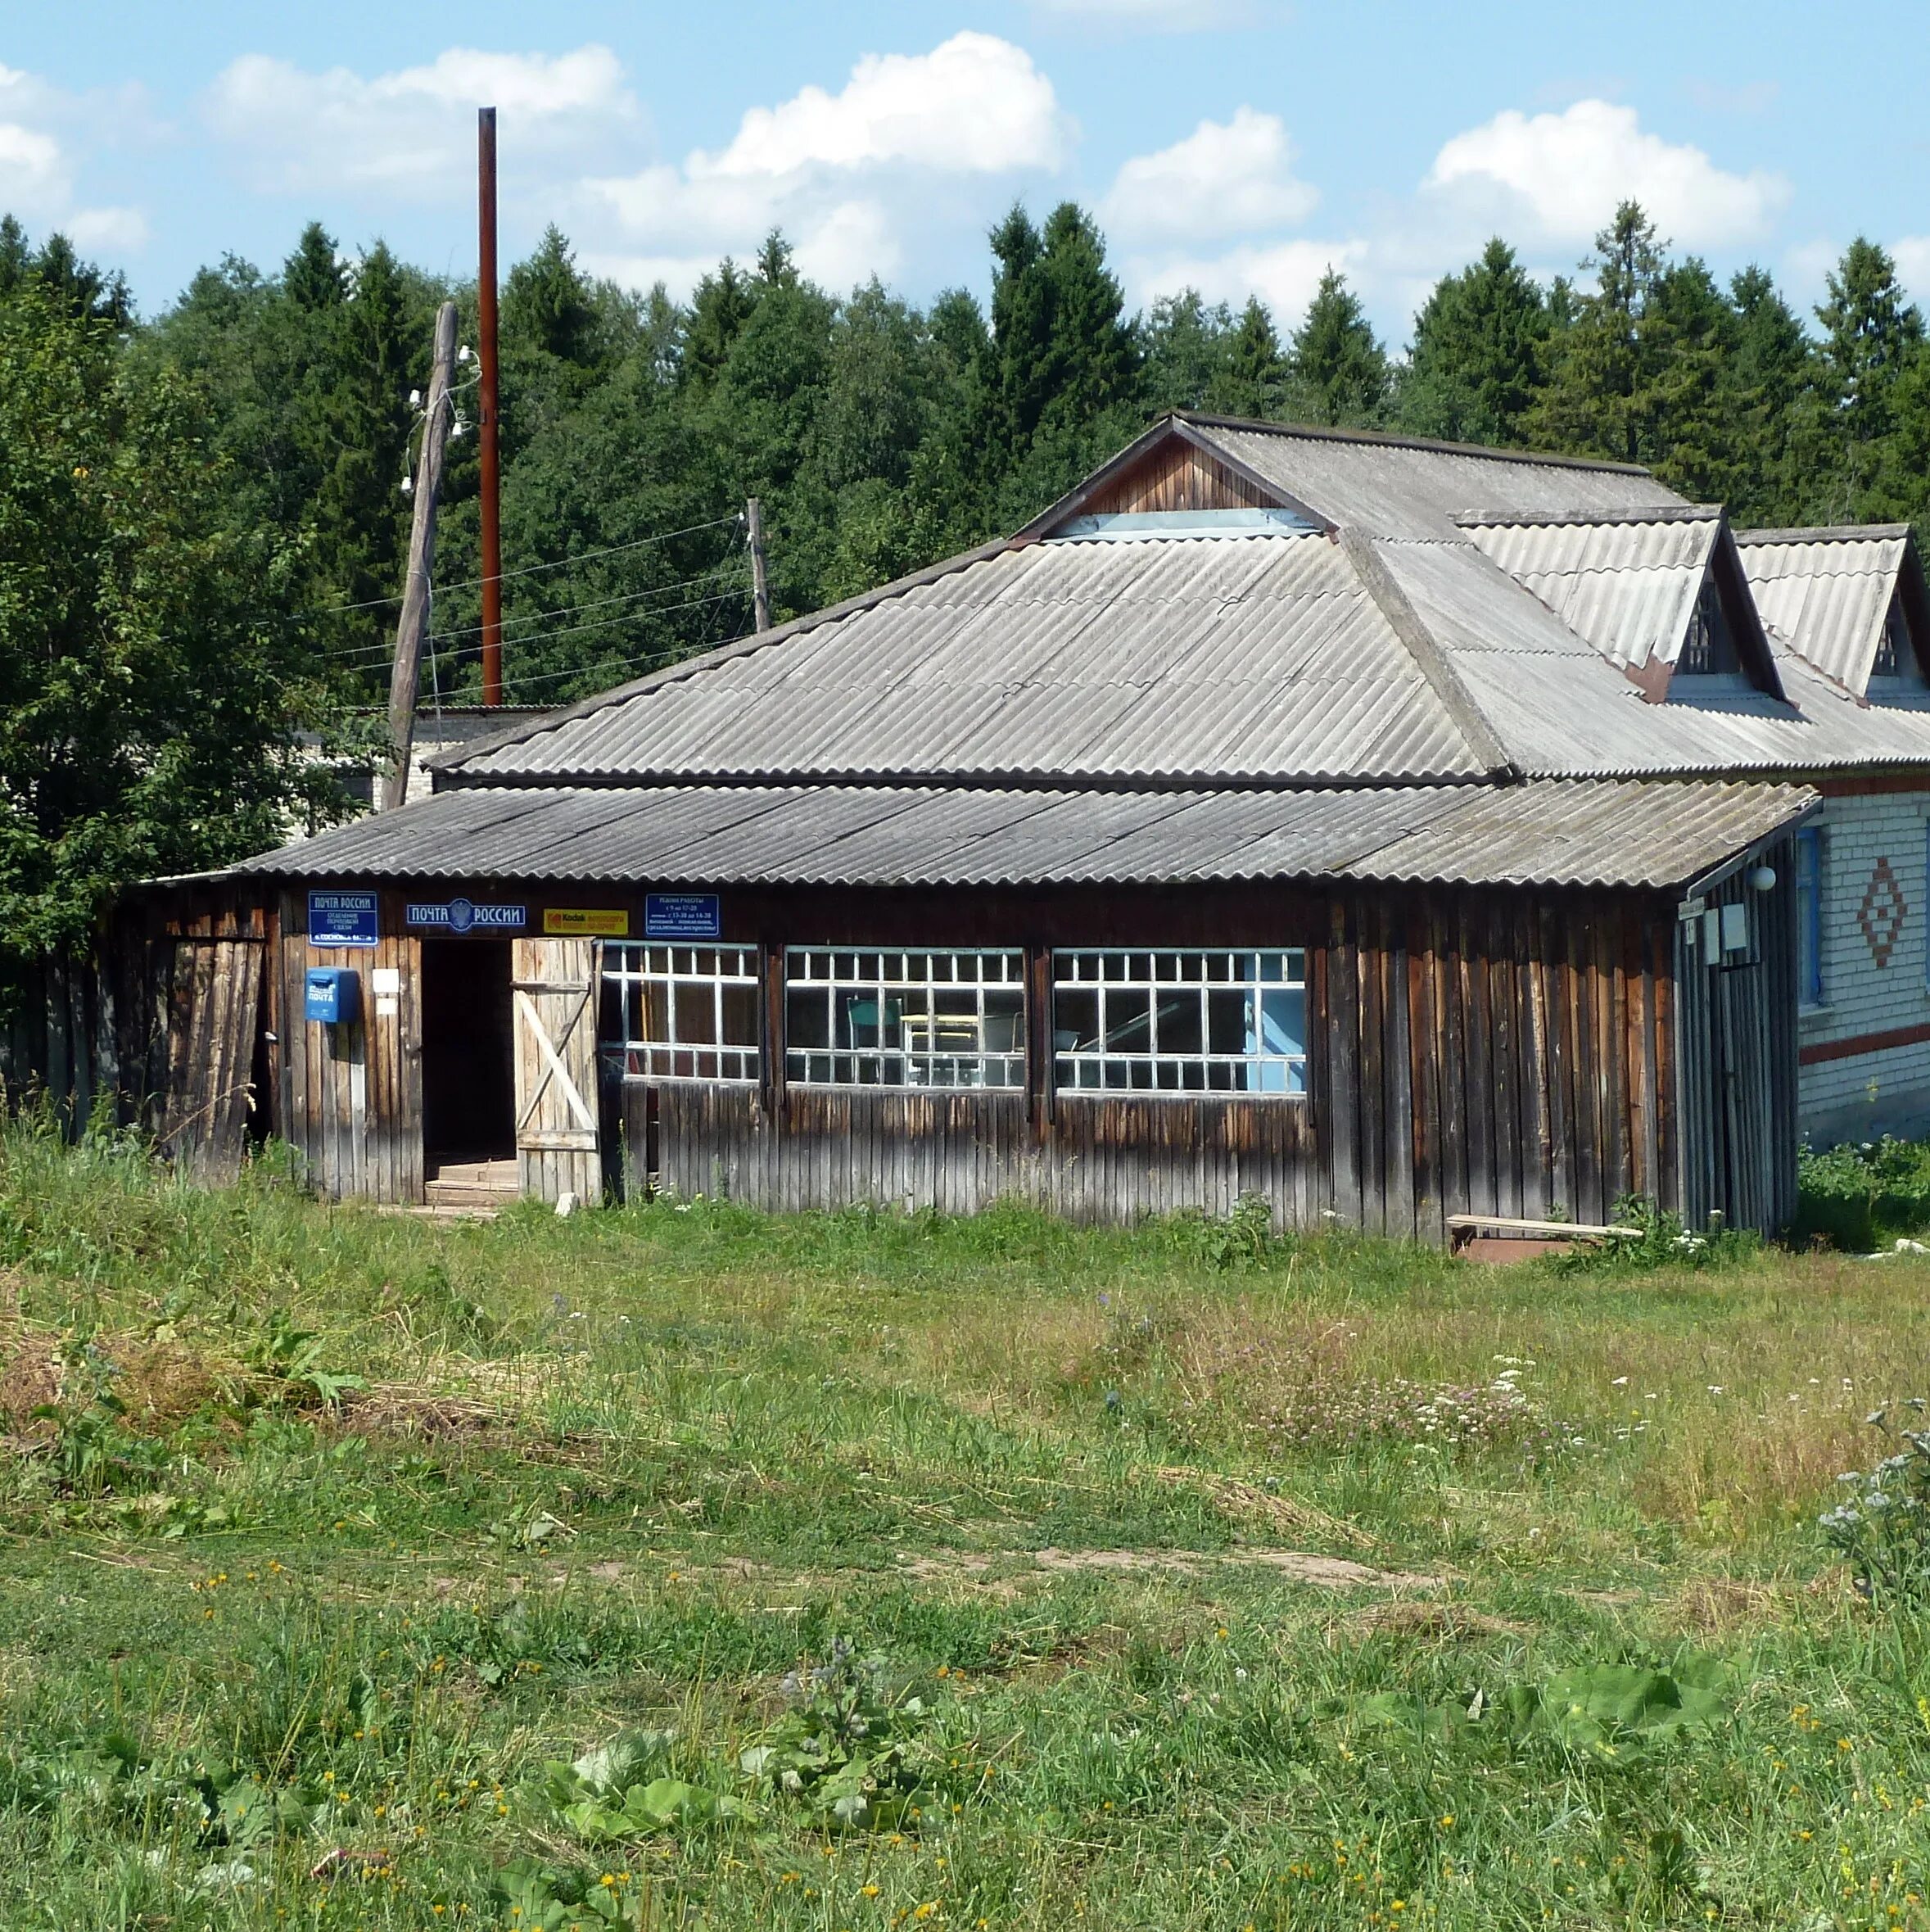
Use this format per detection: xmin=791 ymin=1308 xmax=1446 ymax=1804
xmin=372 ymin=967 xmax=400 ymax=996
xmin=375 ymin=995 xmax=399 ymax=1017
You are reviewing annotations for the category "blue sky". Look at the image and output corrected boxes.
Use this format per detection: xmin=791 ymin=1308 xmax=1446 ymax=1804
xmin=7 ymin=1 xmax=1929 ymax=342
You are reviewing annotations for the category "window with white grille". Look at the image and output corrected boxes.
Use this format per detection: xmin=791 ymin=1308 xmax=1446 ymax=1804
xmin=602 ymin=943 xmax=760 ymax=1082
xmin=1052 ymin=949 xmax=1307 ymax=1093
xmin=784 ymin=948 xmax=1025 ymax=1088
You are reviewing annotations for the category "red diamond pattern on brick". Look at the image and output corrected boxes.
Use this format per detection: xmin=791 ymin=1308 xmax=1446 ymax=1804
xmin=1859 ymin=855 xmax=1908 ymax=968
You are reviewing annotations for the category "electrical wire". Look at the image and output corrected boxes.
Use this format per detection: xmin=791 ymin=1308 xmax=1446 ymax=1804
xmin=309 ymin=556 xmax=751 ymax=667
xmin=278 ymin=511 xmax=747 ymax=627
xmin=459 ymin=607 xmax=757 ymax=703
xmin=427 ymin=583 xmax=749 ymax=658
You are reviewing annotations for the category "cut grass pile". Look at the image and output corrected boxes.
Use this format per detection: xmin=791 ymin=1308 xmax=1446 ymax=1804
xmin=2 ymin=1119 xmax=1930 ymax=1928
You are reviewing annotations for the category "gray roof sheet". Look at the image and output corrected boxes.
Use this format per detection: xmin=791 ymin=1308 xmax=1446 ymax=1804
xmin=445 ymin=530 xmax=1487 ymax=789
xmin=1461 ymin=511 xmax=1719 ymax=670
xmin=1191 ymin=419 xmax=1688 ymax=540
xmin=237 ymin=777 xmax=1814 ymax=894
xmin=1738 ymin=527 xmax=1908 ymax=695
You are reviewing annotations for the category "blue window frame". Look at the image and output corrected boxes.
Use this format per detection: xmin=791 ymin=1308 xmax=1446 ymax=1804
xmin=1796 ymin=827 xmax=1823 ymax=1007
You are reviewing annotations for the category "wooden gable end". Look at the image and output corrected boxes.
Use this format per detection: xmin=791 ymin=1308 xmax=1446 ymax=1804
xmin=1079 ymin=437 xmax=1281 ymax=515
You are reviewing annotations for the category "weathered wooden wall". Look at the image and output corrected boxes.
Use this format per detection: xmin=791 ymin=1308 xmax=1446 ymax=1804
xmin=1079 ymin=437 xmax=1278 ymax=516
xmin=275 ymin=889 xmax=424 ymax=1204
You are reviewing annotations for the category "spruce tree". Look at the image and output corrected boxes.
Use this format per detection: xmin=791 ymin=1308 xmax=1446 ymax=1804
xmin=1142 ymin=290 xmax=1231 ymax=413
xmin=1217 ymin=297 xmax=1289 ymax=419
xmin=1400 ymin=238 xmax=1548 ymax=446
xmin=1817 ymin=238 xmax=1924 ymax=518
xmin=1289 ymin=269 xmax=1387 ymax=426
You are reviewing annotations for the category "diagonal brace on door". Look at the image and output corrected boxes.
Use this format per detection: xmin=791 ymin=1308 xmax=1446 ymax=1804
xmin=513 ymin=982 xmax=597 ymax=1137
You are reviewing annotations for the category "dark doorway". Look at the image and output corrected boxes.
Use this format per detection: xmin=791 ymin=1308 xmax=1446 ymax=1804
xmin=421 ymin=937 xmax=515 ymax=1165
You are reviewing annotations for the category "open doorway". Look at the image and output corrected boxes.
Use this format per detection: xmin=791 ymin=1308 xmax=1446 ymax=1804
xmin=420 ymin=937 xmax=515 ymax=1182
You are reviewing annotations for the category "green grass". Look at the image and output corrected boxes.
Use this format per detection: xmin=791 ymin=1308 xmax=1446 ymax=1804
xmin=4 ymin=1119 xmax=1930 ymax=1930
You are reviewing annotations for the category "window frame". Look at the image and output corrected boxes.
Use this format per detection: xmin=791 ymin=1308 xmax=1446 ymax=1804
xmin=1051 ymin=947 xmax=1309 ymax=1097
xmin=1795 ymin=826 xmax=1824 ymax=1009
xmin=600 ymin=941 xmax=762 ymax=1084
xmin=782 ymin=947 xmax=1027 ymax=1092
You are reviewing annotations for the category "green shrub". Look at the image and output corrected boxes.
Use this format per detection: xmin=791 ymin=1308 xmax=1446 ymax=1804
xmin=1794 ymin=1137 xmax=1930 ymax=1250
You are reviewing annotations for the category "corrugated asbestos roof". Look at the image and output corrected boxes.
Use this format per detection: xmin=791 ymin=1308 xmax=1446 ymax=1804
xmin=1460 ymin=511 xmax=1720 ymax=669
xmin=1189 ymin=419 xmax=1688 ymax=540
xmin=445 ymin=531 xmax=1489 ymax=788
xmin=236 ymin=777 xmax=1815 ymax=894
xmin=1738 ymin=527 xmax=1909 ymax=695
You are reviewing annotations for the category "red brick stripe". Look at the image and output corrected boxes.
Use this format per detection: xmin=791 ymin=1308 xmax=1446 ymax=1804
xmin=1800 ymin=1020 xmax=1930 ymax=1066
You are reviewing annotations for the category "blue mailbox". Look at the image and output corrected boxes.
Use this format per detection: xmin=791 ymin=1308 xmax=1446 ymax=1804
xmin=305 ymin=966 xmax=360 ymax=1025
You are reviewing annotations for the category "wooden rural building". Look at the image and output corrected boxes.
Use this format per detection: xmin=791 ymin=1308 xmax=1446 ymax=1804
xmin=64 ymin=412 xmax=1862 ymax=1239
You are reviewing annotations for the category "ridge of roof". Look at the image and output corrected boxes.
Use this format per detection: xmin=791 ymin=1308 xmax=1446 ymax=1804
xmin=431 ymin=534 xmax=1021 ymax=776
xmin=1336 ymin=529 xmax=1516 ymax=778
xmin=1455 ymin=504 xmax=1723 ymax=530
xmin=1737 ymin=524 xmax=1913 ymax=546
xmin=1176 ymin=411 xmax=1659 ymax=477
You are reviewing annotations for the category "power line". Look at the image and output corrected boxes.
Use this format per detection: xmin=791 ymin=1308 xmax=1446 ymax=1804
xmin=278 ymin=512 xmax=747 ymax=627
xmin=310 ymin=557 xmax=750 ymax=667
xmin=457 ymin=614 xmax=759 ymax=704
xmin=427 ymin=583 xmax=750 ymax=658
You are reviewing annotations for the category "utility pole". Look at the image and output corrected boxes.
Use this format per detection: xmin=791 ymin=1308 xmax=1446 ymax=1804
xmin=746 ymin=496 xmax=771 ymax=633
xmin=477 ymin=105 xmax=503 ymax=708
xmin=382 ymin=300 xmax=459 ymax=812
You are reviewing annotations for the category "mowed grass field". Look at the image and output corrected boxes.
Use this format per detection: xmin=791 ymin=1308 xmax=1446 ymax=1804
xmin=4 ymin=1124 xmax=1930 ymax=1930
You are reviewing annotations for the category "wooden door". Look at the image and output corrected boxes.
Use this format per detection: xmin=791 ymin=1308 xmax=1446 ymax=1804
xmin=512 ymin=937 xmax=601 ymax=1202
xmin=158 ymin=937 xmax=264 ymax=1184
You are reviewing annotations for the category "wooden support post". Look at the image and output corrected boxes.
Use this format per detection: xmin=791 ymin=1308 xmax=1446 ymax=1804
xmin=382 ymin=300 xmax=459 ymax=812
xmin=477 ymin=106 xmax=503 ymax=708
xmin=747 ymin=496 xmax=771 ymax=633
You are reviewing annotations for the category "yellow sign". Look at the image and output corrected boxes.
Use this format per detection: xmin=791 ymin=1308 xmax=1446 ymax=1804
xmin=545 ymin=907 xmax=630 ymax=937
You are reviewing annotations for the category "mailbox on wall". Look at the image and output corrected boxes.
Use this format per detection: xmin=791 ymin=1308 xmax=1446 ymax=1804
xmin=305 ymin=966 xmax=360 ymax=1025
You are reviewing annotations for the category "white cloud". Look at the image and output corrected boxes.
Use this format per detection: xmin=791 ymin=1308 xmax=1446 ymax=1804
xmin=0 ymin=63 xmax=149 ymax=256
xmin=1127 ymin=236 xmax=1367 ymax=328
xmin=1888 ymin=238 xmax=1930 ymax=306
xmin=1101 ymin=107 xmax=1314 ymax=244
xmin=697 ymin=32 xmax=1066 ymax=178
xmin=586 ymin=34 xmax=1067 ymax=297
xmin=201 ymin=45 xmax=640 ymax=196
xmin=1425 ymin=99 xmax=1789 ymax=249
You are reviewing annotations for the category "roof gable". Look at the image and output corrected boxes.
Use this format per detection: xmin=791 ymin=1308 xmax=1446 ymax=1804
xmin=1738 ymin=526 xmax=1929 ymax=701
xmin=1460 ymin=509 xmax=1785 ymax=704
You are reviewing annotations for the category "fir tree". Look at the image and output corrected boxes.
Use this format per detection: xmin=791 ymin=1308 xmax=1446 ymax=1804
xmin=1289 ymin=269 xmax=1386 ymax=426
xmin=1817 ymin=238 xmax=1925 ymax=517
xmin=1400 ymin=238 xmax=1548 ymax=446
xmin=1217 ymin=297 xmax=1289 ymax=419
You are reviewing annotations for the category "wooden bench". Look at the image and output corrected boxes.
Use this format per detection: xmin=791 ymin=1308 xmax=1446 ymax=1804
xmin=1445 ymin=1214 xmax=1642 ymax=1262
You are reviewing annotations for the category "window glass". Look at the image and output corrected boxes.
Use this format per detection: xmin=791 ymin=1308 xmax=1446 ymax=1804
xmin=1797 ymin=828 xmax=1823 ymax=1007
xmin=784 ymin=949 xmax=1025 ymax=1088
xmin=1052 ymin=949 xmax=1308 ymax=1094
xmin=602 ymin=943 xmax=761 ymax=1082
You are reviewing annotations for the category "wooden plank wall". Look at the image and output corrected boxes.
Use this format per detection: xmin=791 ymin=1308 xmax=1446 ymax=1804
xmin=1080 ymin=440 xmax=1276 ymax=515
xmin=276 ymin=889 xmax=424 ymax=1204
xmin=625 ymin=883 xmax=1701 ymax=1236
xmin=1322 ymin=888 xmax=1683 ymax=1240
xmin=156 ymin=938 xmax=264 ymax=1184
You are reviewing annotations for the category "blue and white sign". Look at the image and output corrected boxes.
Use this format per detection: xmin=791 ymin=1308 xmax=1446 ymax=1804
xmin=644 ymin=892 xmax=721 ymax=939
xmin=308 ymin=889 xmax=378 ymax=948
xmin=405 ymin=897 xmax=527 ymax=933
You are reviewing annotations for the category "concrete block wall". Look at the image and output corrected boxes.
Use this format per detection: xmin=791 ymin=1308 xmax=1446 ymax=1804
xmin=1799 ymin=785 xmax=1930 ymax=1146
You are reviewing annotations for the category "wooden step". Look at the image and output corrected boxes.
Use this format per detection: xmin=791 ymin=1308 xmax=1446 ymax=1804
xmin=423 ymin=1156 xmax=518 ymax=1217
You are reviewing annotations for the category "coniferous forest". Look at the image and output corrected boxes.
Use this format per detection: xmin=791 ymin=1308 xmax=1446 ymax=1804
xmin=3 ymin=197 xmax=1929 ymax=969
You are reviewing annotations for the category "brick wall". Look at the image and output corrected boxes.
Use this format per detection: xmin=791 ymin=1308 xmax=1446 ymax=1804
xmin=1799 ymin=787 xmax=1930 ymax=1144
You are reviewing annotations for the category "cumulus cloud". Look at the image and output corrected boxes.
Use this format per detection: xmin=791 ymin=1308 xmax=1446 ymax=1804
xmin=1101 ymin=107 xmax=1314 ymax=244
xmin=1887 ymin=237 xmax=1930 ymax=305
xmin=1128 ymin=236 xmax=1367 ymax=328
xmin=1424 ymin=99 xmax=1789 ymax=249
xmin=201 ymin=45 xmax=640 ymax=196
xmin=586 ymin=34 xmax=1067 ymax=296
xmin=0 ymin=63 xmax=147 ymax=253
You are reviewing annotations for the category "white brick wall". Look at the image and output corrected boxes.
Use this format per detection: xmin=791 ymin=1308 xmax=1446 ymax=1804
xmin=1799 ymin=788 xmax=1930 ymax=1145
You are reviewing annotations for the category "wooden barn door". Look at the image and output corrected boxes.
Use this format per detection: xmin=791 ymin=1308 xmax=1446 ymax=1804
xmin=511 ymin=937 xmax=601 ymax=1202
xmin=157 ymin=936 xmax=264 ymax=1184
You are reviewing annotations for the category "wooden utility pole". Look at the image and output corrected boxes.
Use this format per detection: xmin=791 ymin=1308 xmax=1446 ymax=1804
xmin=382 ymin=300 xmax=459 ymax=811
xmin=746 ymin=496 xmax=771 ymax=632
xmin=477 ymin=106 xmax=503 ymax=707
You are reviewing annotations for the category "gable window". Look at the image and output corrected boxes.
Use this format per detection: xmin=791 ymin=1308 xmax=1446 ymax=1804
xmin=603 ymin=943 xmax=761 ymax=1082
xmin=784 ymin=949 xmax=1024 ymax=1089
xmin=1052 ymin=949 xmax=1307 ymax=1094
xmin=1679 ymin=577 xmax=1740 ymax=675
xmin=1795 ymin=830 xmax=1824 ymax=1008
